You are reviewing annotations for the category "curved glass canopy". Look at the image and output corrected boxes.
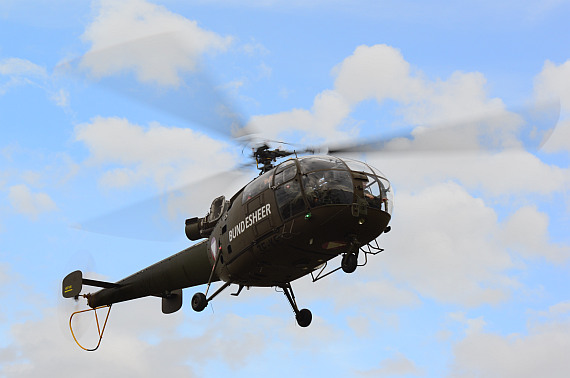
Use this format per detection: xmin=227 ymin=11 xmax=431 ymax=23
xmin=242 ymin=155 xmax=393 ymax=220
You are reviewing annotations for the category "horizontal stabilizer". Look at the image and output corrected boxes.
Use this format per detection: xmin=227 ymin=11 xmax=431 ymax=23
xmin=82 ymin=278 xmax=120 ymax=289
xmin=62 ymin=270 xmax=120 ymax=298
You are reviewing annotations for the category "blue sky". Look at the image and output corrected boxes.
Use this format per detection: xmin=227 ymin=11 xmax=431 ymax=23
xmin=1 ymin=1 xmax=570 ymax=377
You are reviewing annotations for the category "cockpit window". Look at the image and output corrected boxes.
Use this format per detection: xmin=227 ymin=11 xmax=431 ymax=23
xmin=273 ymin=160 xmax=305 ymax=220
xmin=275 ymin=179 xmax=305 ymax=220
xmin=242 ymin=169 xmax=273 ymax=204
xmin=341 ymin=158 xmax=375 ymax=175
xmin=341 ymin=157 xmax=393 ymax=214
xmin=274 ymin=159 xmax=297 ymax=187
xmin=298 ymin=156 xmax=346 ymax=173
xmin=302 ymin=170 xmax=353 ymax=207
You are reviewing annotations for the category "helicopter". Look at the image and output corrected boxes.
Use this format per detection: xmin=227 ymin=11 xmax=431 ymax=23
xmin=62 ymin=140 xmax=394 ymax=350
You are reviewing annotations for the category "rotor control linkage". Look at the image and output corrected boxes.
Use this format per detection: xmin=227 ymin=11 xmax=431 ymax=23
xmin=280 ymin=283 xmax=312 ymax=327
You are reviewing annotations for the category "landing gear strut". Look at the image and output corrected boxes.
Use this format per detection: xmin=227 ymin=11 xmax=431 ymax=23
xmin=341 ymin=235 xmax=361 ymax=273
xmin=281 ymin=283 xmax=312 ymax=327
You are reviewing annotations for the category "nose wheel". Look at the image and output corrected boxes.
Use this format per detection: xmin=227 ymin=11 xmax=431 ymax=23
xmin=281 ymin=283 xmax=312 ymax=327
xmin=341 ymin=252 xmax=358 ymax=273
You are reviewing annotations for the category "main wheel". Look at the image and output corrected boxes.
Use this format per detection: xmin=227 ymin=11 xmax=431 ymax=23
xmin=341 ymin=253 xmax=357 ymax=273
xmin=191 ymin=292 xmax=207 ymax=312
xmin=296 ymin=308 xmax=312 ymax=327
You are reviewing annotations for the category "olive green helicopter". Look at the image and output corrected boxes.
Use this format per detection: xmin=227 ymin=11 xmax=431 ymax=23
xmin=62 ymin=138 xmax=395 ymax=350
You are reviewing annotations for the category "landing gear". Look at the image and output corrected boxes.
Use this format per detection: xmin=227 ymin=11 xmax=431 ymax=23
xmin=281 ymin=283 xmax=312 ymax=327
xmin=191 ymin=292 xmax=207 ymax=312
xmin=191 ymin=281 xmax=232 ymax=313
xmin=341 ymin=252 xmax=358 ymax=273
xmin=296 ymin=308 xmax=312 ymax=327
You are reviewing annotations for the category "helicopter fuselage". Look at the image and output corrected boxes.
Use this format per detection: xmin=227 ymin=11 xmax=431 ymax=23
xmin=191 ymin=155 xmax=392 ymax=286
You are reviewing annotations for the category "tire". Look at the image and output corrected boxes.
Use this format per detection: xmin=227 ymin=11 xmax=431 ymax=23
xmin=191 ymin=292 xmax=207 ymax=312
xmin=296 ymin=308 xmax=312 ymax=327
xmin=341 ymin=253 xmax=357 ymax=273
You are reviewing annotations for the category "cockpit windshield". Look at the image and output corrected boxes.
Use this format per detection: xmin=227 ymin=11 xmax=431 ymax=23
xmin=301 ymin=168 xmax=354 ymax=207
xmin=243 ymin=155 xmax=393 ymax=221
xmin=342 ymin=157 xmax=393 ymax=214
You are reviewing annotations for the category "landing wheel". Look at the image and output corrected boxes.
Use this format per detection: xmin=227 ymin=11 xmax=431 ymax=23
xmin=341 ymin=253 xmax=358 ymax=273
xmin=191 ymin=292 xmax=207 ymax=312
xmin=296 ymin=308 xmax=312 ymax=327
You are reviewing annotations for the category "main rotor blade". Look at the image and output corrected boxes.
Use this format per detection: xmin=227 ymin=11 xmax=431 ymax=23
xmin=55 ymin=31 xmax=256 ymax=141
xmin=326 ymin=100 xmax=560 ymax=155
xmin=74 ymin=168 xmax=253 ymax=241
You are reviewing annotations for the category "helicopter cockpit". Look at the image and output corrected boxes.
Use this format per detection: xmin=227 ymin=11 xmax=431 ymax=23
xmin=242 ymin=155 xmax=393 ymax=221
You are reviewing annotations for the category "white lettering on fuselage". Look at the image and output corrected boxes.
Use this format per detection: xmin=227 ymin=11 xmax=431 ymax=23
xmin=229 ymin=204 xmax=272 ymax=242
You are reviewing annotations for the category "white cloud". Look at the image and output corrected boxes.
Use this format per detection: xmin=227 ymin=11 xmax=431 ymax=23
xmin=75 ymin=116 xmax=236 ymax=189
xmin=0 ymin=298 xmax=259 ymax=377
xmin=541 ymin=119 xmax=570 ymax=153
xmin=0 ymin=58 xmax=46 ymax=77
xmin=534 ymin=59 xmax=570 ymax=114
xmin=534 ymin=59 xmax=570 ymax=153
xmin=248 ymin=44 xmax=533 ymax=149
xmin=450 ymin=302 xmax=570 ymax=377
xmin=0 ymin=294 xmax=352 ymax=377
xmin=248 ymin=89 xmax=354 ymax=144
xmin=378 ymin=182 xmax=516 ymax=307
xmin=333 ymin=44 xmax=423 ymax=106
xmin=0 ymin=263 xmax=10 ymax=292
xmin=0 ymin=58 xmax=47 ymax=95
xmin=8 ymin=184 xmax=58 ymax=220
xmin=501 ymin=205 xmax=570 ymax=263
xmin=0 ymin=57 xmax=71 ymax=110
xmin=79 ymin=0 xmax=233 ymax=86
xmin=358 ymin=352 xmax=424 ymax=377
xmin=373 ymin=150 xmax=570 ymax=197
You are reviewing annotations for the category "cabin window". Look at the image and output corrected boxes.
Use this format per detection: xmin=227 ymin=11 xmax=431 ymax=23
xmin=341 ymin=157 xmax=393 ymax=214
xmin=274 ymin=160 xmax=297 ymax=186
xmin=302 ymin=170 xmax=353 ymax=208
xmin=298 ymin=156 xmax=345 ymax=173
xmin=242 ymin=170 xmax=273 ymax=204
xmin=275 ymin=179 xmax=305 ymax=220
xmin=341 ymin=158 xmax=375 ymax=175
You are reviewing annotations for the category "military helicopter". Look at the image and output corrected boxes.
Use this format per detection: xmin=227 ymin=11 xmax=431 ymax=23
xmin=62 ymin=137 xmax=395 ymax=350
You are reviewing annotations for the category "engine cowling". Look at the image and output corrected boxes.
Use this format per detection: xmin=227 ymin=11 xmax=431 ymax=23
xmin=185 ymin=217 xmax=204 ymax=240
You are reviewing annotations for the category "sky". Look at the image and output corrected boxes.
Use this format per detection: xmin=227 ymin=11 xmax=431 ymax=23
xmin=1 ymin=0 xmax=570 ymax=376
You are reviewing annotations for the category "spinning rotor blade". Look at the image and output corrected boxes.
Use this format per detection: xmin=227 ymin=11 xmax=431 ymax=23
xmin=74 ymin=168 xmax=252 ymax=241
xmin=326 ymin=100 xmax=560 ymax=155
xmin=55 ymin=31 xmax=256 ymax=141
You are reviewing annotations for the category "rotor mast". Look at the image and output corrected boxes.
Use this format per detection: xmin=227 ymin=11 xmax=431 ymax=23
xmin=254 ymin=144 xmax=294 ymax=173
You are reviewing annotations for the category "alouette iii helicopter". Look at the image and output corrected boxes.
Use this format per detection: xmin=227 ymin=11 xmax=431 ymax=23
xmin=60 ymin=34 xmax=559 ymax=351
xmin=62 ymin=139 xmax=395 ymax=350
